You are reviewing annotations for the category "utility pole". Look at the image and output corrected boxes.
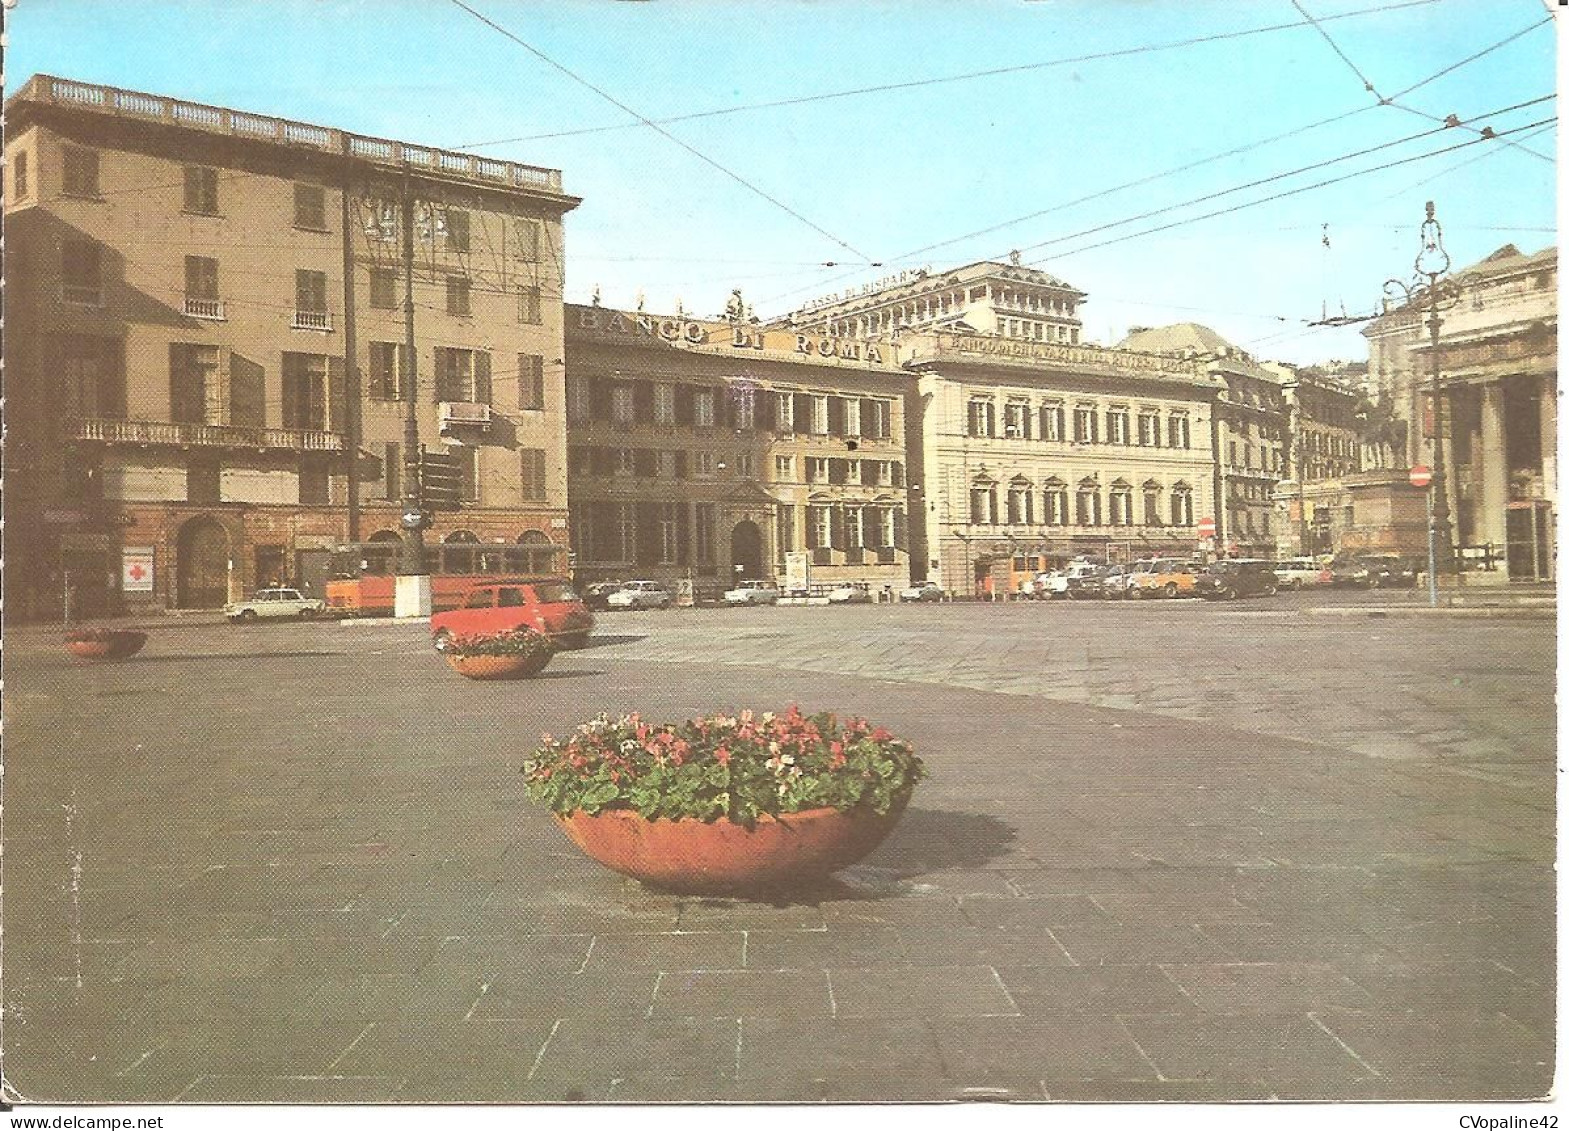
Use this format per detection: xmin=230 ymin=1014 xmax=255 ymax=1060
xmin=340 ymin=155 xmax=361 ymax=544
xmin=394 ymin=164 xmax=431 ymax=616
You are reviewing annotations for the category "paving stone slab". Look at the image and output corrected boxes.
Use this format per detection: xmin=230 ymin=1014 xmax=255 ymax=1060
xmin=827 ymin=966 xmax=1019 ymax=1019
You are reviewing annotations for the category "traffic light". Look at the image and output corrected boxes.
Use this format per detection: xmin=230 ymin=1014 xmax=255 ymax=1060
xmin=419 ymin=449 xmax=463 ymax=511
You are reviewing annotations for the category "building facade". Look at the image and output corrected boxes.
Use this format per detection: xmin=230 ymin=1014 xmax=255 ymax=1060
xmin=901 ymin=332 xmax=1221 ymax=597
xmin=564 ymin=306 xmax=914 ymax=593
xmin=1119 ymin=324 xmax=1293 ymax=559
xmin=5 ymin=75 xmax=578 ymax=617
xmin=779 ymin=259 xmax=1086 ymax=344
xmin=1363 ymin=244 xmax=1556 ymax=581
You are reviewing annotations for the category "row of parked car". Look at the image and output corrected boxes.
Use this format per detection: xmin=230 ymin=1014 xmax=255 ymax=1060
xmin=1019 ymin=553 xmax=1421 ymax=601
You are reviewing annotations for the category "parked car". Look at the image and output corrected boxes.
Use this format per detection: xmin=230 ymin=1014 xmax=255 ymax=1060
xmin=1195 ymin=559 xmax=1279 ymax=600
xmin=1273 ymin=558 xmax=1333 ymax=590
xmin=1126 ymin=558 xmax=1200 ymax=599
xmin=606 ymin=580 xmax=674 ymax=610
xmin=900 ymin=580 xmax=945 ymax=603
xmin=582 ymin=581 xmax=626 ymax=611
xmin=724 ymin=579 xmax=781 ymax=606
xmin=429 ymin=577 xmax=594 ymax=648
xmin=1329 ymin=554 xmax=1419 ymax=589
xmin=1037 ymin=561 xmax=1102 ymax=600
xmin=1065 ymin=565 xmax=1111 ymax=600
xmin=827 ymin=582 xmax=873 ymax=604
xmin=1100 ymin=563 xmax=1134 ymax=600
xmin=225 ymin=587 xmax=326 ymax=622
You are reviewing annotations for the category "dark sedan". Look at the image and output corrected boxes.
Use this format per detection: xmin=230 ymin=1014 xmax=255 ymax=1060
xmin=1194 ymin=559 xmax=1279 ymax=600
xmin=1329 ymin=555 xmax=1420 ymax=589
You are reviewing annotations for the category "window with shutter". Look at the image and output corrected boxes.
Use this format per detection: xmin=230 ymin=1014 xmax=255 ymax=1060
xmin=445 ymin=210 xmax=470 ymax=252
xmin=384 ymin=442 xmax=401 ymax=500
xmin=63 ymin=147 xmax=100 ymax=197
xmin=474 ymin=351 xmax=492 ymax=405
xmin=183 ymin=166 xmax=219 ymax=215
xmin=294 ymin=184 xmax=327 ymax=230
xmin=446 ymin=277 xmax=472 ymax=317
xmin=517 ymin=354 xmax=545 ymax=409
xmin=369 ymin=269 xmax=397 ymax=309
xmin=520 ymin=449 xmax=547 ymax=501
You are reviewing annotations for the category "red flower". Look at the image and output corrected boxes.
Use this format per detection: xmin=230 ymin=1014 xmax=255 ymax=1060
xmin=715 ymin=745 xmax=731 ymax=766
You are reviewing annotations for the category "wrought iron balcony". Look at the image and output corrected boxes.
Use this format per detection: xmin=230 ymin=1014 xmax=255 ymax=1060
xmin=72 ymin=417 xmax=344 ymax=452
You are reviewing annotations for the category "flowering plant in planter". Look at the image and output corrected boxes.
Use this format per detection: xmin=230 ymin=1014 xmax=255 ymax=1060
xmin=434 ymin=628 xmax=556 ymax=661
xmin=523 ymin=707 xmax=925 ymax=826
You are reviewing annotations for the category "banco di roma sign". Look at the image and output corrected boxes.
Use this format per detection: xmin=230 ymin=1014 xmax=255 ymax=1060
xmin=573 ymin=307 xmax=885 ymax=363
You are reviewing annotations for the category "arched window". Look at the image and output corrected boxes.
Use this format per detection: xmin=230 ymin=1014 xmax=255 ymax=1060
xmin=517 ymin=529 xmax=558 ymax=574
xmin=1171 ymin=483 xmax=1195 ymax=527
xmin=1075 ymin=478 xmax=1101 ymax=526
xmin=1007 ymin=477 xmax=1034 ymax=525
xmin=1043 ymin=478 xmax=1069 ymax=526
xmin=1141 ymin=480 xmax=1163 ymax=527
xmin=1108 ymin=480 xmax=1134 ymax=527
xmin=442 ymin=529 xmax=480 ymax=573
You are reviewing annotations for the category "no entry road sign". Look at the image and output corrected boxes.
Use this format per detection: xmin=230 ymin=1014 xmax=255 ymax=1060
xmin=1409 ymin=465 xmax=1432 ymax=489
xmin=1196 ymin=517 xmax=1217 ymax=539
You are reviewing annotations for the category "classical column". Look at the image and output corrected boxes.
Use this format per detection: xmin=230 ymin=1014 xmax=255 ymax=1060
xmin=1477 ymin=380 xmax=1510 ymax=554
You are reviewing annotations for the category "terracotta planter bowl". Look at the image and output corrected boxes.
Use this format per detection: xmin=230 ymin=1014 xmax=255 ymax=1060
xmin=554 ymin=791 xmax=911 ymax=894
xmin=445 ymin=651 xmax=552 ymax=680
xmin=65 ymin=631 xmax=148 ymax=661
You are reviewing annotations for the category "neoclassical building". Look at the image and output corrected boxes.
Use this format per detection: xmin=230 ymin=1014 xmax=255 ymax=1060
xmin=563 ymin=306 xmax=913 ymax=593
xmin=1360 ymin=243 xmax=1556 ymax=580
xmin=901 ymin=331 xmax=1221 ymax=597
xmin=778 ymin=258 xmax=1086 ymax=345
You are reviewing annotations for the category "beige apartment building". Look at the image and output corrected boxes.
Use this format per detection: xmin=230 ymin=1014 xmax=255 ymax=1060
xmin=1264 ymin=364 xmax=1365 ymax=558
xmin=902 ymin=332 xmax=1221 ymax=598
xmin=564 ymin=306 xmax=914 ymax=593
xmin=5 ymin=75 xmax=578 ymax=617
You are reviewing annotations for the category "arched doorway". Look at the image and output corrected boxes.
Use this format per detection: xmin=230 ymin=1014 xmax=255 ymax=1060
xmin=176 ymin=516 xmax=230 ymax=608
xmin=730 ymin=520 xmax=763 ymax=580
xmin=517 ymin=530 xmax=558 ymax=574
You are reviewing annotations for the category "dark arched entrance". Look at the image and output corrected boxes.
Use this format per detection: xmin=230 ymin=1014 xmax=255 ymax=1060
xmin=176 ymin=516 xmax=229 ymax=608
xmin=730 ymin=520 xmax=764 ymax=580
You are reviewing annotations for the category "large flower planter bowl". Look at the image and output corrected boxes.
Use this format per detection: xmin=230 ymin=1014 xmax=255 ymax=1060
xmin=65 ymin=631 xmax=148 ymax=661
xmin=445 ymin=652 xmax=552 ymax=680
xmin=554 ymin=791 xmax=911 ymax=894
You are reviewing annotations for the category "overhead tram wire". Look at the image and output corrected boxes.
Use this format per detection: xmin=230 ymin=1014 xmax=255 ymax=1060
xmin=1029 ymin=116 xmax=1556 ymax=266
xmin=1372 ymin=120 xmax=1557 ymax=202
xmin=454 ymin=0 xmax=1440 ymax=148
xmin=761 ymin=93 xmax=1551 ymax=309
xmin=443 ymin=0 xmax=875 ymax=267
xmin=1002 ymin=95 xmax=1554 ymax=262
xmin=756 ymin=18 xmax=1554 ymax=311
xmin=1290 ymin=0 xmax=1552 ymax=163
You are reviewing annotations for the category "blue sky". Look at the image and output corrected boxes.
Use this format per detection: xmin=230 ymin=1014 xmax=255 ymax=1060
xmin=8 ymin=0 xmax=1558 ymax=363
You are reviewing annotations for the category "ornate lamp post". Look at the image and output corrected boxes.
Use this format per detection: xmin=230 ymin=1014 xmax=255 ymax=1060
xmin=1383 ymin=201 xmax=1457 ymax=577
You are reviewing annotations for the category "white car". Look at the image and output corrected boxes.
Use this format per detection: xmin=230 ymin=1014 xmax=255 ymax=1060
xmin=1274 ymin=558 xmax=1332 ymax=590
xmin=827 ymin=583 xmax=873 ymax=604
xmin=225 ymin=587 xmax=325 ymax=622
xmin=899 ymin=580 xmax=945 ymax=603
xmin=606 ymin=580 xmax=673 ymax=610
xmin=724 ymin=580 xmax=780 ymax=606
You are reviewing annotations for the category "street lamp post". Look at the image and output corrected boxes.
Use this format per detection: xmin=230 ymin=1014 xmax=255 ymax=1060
xmin=1383 ymin=200 xmax=1457 ymax=580
xmin=394 ymin=166 xmax=432 ymax=617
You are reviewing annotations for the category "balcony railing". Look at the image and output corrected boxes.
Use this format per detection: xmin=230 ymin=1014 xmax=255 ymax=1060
xmin=291 ymin=310 xmax=332 ymax=331
xmin=184 ymin=296 xmax=225 ymax=320
xmin=72 ymin=417 xmax=344 ymax=452
xmin=23 ymin=75 xmax=566 ymax=195
xmin=439 ymin=401 xmax=493 ymax=429
xmin=811 ymin=548 xmax=834 ymax=566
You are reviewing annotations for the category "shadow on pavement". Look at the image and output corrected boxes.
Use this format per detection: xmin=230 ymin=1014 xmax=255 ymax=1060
xmin=668 ymin=808 xmax=1018 ymax=908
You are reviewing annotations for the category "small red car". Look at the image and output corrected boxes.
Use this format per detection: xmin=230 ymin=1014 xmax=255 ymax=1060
xmin=429 ymin=577 xmax=594 ymax=649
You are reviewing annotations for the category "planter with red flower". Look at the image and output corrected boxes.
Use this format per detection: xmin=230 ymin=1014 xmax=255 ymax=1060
xmin=523 ymin=708 xmax=925 ymax=894
xmin=435 ymin=627 xmax=555 ymax=680
xmin=64 ymin=627 xmax=149 ymax=661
